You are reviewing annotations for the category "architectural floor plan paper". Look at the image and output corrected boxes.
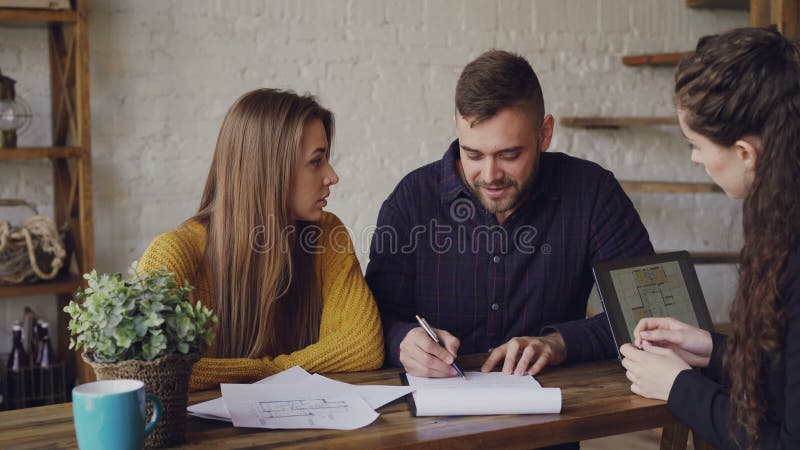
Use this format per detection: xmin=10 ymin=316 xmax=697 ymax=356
xmin=187 ymin=366 xmax=312 ymax=421
xmin=220 ymin=383 xmax=379 ymax=430
xmin=405 ymin=371 xmax=562 ymax=416
xmin=189 ymin=366 xmax=414 ymax=423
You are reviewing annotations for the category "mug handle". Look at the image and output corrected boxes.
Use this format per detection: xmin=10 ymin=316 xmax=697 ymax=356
xmin=144 ymin=393 xmax=162 ymax=437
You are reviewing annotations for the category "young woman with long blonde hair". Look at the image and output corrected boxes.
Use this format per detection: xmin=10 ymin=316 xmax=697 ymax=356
xmin=140 ymin=89 xmax=383 ymax=390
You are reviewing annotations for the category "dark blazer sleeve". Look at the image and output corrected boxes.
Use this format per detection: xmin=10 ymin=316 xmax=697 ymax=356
xmin=667 ymin=250 xmax=800 ymax=449
xmin=547 ymin=172 xmax=655 ymax=363
xmin=701 ymin=332 xmax=727 ymax=383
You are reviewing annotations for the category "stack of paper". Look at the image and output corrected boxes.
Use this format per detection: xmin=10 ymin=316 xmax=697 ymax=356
xmin=187 ymin=366 xmax=414 ymax=430
xmin=188 ymin=367 xmax=562 ymax=429
xmin=405 ymin=371 xmax=562 ymax=416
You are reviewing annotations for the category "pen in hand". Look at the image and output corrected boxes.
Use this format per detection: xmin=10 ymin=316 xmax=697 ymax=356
xmin=415 ymin=315 xmax=466 ymax=379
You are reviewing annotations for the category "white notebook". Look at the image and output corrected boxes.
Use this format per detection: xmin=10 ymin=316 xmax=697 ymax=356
xmin=403 ymin=371 xmax=562 ymax=416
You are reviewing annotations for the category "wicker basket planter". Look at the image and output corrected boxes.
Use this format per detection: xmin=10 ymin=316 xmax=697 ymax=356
xmin=82 ymin=352 xmax=200 ymax=449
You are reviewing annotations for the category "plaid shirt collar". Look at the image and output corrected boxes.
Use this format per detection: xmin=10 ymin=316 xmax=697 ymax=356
xmin=440 ymin=139 xmax=470 ymax=206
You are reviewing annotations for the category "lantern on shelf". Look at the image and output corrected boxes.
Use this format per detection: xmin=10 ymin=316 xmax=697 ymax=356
xmin=0 ymin=69 xmax=33 ymax=149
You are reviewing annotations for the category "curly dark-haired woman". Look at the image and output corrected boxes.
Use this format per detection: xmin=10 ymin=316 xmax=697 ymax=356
xmin=619 ymin=27 xmax=800 ymax=449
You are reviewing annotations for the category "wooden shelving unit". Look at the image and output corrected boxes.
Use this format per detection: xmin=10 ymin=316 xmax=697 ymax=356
xmin=563 ymin=2 xmax=761 ymax=263
xmin=560 ymin=116 xmax=678 ymax=129
xmin=1 ymin=0 xmax=93 ymax=391
xmin=622 ymin=52 xmax=691 ymax=67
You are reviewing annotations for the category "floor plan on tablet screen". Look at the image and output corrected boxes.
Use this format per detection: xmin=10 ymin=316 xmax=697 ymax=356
xmin=609 ymin=261 xmax=700 ymax=337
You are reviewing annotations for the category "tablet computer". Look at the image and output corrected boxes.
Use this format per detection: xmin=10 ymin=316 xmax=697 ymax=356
xmin=592 ymin=251 xmax=714 ymax=358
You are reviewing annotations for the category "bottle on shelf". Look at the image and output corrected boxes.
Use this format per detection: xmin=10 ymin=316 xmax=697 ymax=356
xmin=8 ymin=321 xmax=27 ymax=371
xmin=35 ymin=321 xmax=54 ymax=368
xmin=7 ymin=320 xmax=31 ymax=409
xmin=22 ymin=307 xmax=37 ymax=366
xmin=31 ymin=320 xmax=56 ymax=407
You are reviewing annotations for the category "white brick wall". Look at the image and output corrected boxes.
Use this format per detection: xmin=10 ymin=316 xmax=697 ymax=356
xmin=0 ymin=0 xmax=747 ymax=354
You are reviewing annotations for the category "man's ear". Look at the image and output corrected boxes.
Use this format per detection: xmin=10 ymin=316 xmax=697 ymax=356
xmin=539 ymin=114 xmax=555 ymax=152
xmin=734 ymin=136 xmax=761 ymax=172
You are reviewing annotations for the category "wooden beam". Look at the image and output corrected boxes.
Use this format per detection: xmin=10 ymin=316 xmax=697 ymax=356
xmin=74 ymin=0 xmax=94 ymax=387
xmin=0 ymin=146 xmax=82 ymax=159
xmin=660 ymin=422 xmax=690 ymax=450
xmin=560 ymin=117 xmax=678 ymax=129
xmin=750 ymin=0 xmax=800 ymax=37
xmin=52 ymin=159 xmax=71 ymax=229
xmin=622 ymin=52 xmax=692 ymax=67
xmin=0 ymin=7 xmax=76 ymax=24
xmin=750 ymin=0 xmax=773 ymax=26
xmin=620 ymin=181 xmax=724 ymax=194
xmin=49 ymin=24 xmax=77 ymax=146
xmin=687 ymin=0 xmax=750 ymax=9
xmin=774 ymin=0 xmax=800 ymax=38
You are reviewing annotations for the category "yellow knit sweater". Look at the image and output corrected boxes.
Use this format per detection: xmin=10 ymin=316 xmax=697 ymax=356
xmin=139 ymin=212 xmax=384 ymax=391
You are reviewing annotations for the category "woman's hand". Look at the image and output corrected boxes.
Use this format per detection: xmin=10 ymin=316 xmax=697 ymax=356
xmin=632 ymin=317 xmax=713 ymax=368
xmin=620 ymin=342 xmax=691 ymax=401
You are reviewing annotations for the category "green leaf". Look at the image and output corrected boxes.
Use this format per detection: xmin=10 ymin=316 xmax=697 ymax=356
xmin=63 ymin=260 xmax=217 ymax=363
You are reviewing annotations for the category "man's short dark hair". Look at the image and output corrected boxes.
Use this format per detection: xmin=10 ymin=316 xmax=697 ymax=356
xmin=455 ymin=50 xmax=545 ymax=127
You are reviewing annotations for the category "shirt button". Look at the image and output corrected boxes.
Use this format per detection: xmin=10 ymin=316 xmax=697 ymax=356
xmin=492 ymin=255 xmax=500 ymax=263
xmin=491 ymin=303 xmax=500 ymax=311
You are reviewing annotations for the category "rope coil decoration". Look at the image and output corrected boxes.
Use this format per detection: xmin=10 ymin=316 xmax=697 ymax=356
xmin=0 ymin=201 xmax=67 ymax=284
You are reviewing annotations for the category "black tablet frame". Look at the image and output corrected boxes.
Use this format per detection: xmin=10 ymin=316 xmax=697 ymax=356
xmin=592 ymin=251 xmax=714 ymax=359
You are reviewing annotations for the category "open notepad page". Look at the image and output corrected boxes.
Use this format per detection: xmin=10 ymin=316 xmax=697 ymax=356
xmin=405 ymin=371 xmax=562 ymax=416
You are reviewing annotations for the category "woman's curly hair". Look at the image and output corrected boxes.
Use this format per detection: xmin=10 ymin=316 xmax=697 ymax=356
xmin=675 ymin=26 xmax=800 ymax=448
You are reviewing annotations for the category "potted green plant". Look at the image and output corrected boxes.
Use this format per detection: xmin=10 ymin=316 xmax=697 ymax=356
xmin=64 ymin=261 xmax=216 ymax=449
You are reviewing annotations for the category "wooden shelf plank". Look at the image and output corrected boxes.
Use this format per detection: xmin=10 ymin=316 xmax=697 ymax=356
xmin=686 ymin=0 xmax=749 ymax=10
xmin=560 ymin=116 xmax=678 ymax=129
xmin=657 ymin=251 xmax=739 ymax=265
xmin=689 ymin=251 xmax=739 ymax=265
xmin=0 ymin=7 xmax=76 ymax=25
xmin=0 ymin=146 xmax=83 ymax=160
xmin=714 ymin=322 xmax=732 ymax=334
xmin=622 ymin=52 xmax=692 ymax=67
xmin=0 ymin=275 xmax=81 ymax=298
xmin=620 ymin=180 xmax=724 ymax=194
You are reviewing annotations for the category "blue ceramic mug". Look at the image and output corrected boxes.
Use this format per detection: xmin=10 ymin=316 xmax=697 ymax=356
xmin=72 ymin=379 xmax=162 ymax=450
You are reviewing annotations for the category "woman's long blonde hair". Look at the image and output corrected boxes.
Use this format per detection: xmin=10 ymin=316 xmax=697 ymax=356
xmin=192 ymin=88 xmax=333 ymax=358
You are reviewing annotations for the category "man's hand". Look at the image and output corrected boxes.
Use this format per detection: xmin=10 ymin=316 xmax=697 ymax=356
xmin=399 ymin=326 xmax=461 ymax=378
xmin=481 ymin=333 xmax=567 ymax=375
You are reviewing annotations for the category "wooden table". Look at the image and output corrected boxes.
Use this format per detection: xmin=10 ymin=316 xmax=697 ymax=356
xmin=0 ymin=355 xmax=696 ymax=449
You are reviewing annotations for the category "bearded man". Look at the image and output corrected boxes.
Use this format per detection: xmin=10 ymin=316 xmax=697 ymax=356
xmin=366 ymin=50 xmax=654 ymax=385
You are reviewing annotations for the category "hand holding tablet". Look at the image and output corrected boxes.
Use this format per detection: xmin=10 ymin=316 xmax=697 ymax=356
xmin=633 ymin=316 xmax=713 ymax=368
xmin=592 ymin=251 xmax=715 ymax=360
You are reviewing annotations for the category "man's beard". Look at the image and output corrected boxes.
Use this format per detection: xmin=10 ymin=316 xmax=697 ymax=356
xmin=473 ymin=178 xmax=520 ymax=214
xmin=469 ymin=151 xmax=539 ymax=215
